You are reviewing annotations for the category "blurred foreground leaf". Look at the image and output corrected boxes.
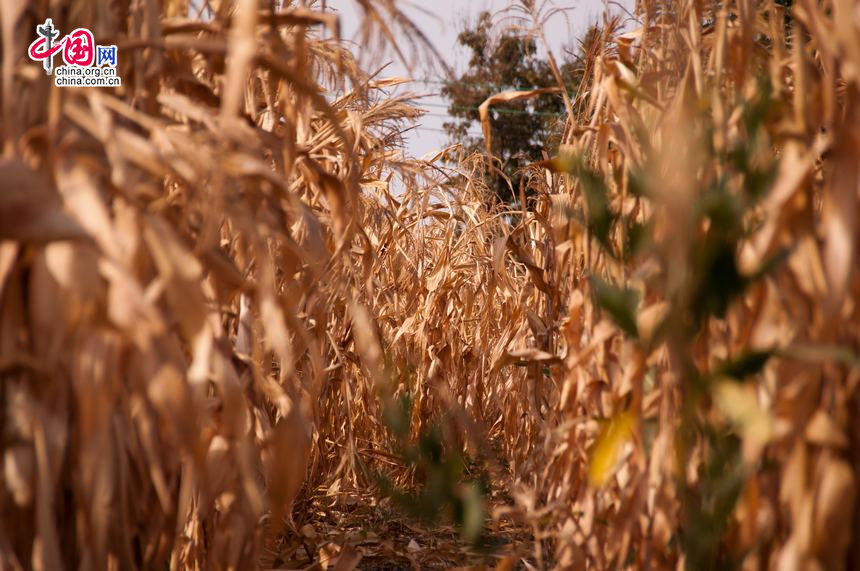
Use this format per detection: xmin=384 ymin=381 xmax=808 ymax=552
xmin=589 ymin=411 xmax=635 ymax=487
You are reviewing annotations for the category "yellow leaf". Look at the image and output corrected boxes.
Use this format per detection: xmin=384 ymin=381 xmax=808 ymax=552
xmin=713 ymin=380 xmax=774 ymax=462
xmin=588 ymin=411 xmax=635 ymax=487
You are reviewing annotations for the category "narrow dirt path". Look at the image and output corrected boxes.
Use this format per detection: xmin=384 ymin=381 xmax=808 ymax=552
xmin=272 ymin=490 xmax=535 ymax=569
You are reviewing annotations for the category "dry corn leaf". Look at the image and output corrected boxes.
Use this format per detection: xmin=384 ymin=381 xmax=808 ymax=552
xmin=479 ymin=88 xmax=562 ymax=153
xmin=0 ymin=160 xmax=88 ymax=242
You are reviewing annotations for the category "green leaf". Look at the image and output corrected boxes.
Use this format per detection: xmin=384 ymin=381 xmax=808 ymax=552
xmin=552 ymin=154 xmax=616 ymax=250
xmin=579 ymin=168 xmax=614 ymax=250
xmin=690 ymin=239 xmax=746 ymax=321
xmin=714 ymin=349 xmax=774 ymax=380
xmin=590 ymin=276 xmax=640 ymax=338
xmin=458 ymin=482 xmax=485 ymax=544
xmin=623 ymin=218 xmax=651 ymax=260
xmin=383 ymin=393 xmax=413 ymax=438
xmin=746 ymin=246 xmax=791 ymax=283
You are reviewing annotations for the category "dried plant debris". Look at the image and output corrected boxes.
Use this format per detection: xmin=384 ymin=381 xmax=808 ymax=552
xmin=2 ymin=0 xmax=860 ymax=569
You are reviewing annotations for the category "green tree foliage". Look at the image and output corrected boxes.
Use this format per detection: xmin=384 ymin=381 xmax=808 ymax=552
xmin=441 ymin=12 xmax=595 ymax=204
